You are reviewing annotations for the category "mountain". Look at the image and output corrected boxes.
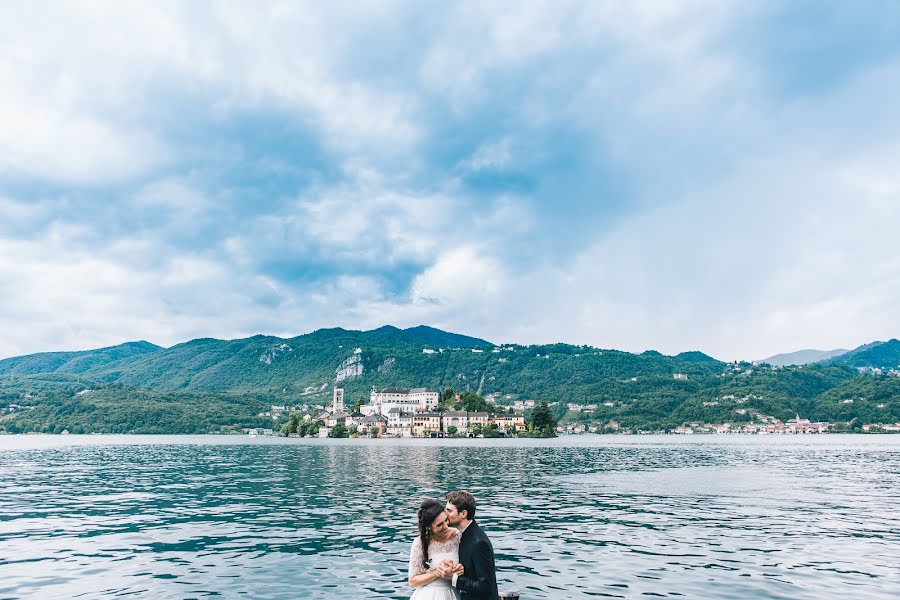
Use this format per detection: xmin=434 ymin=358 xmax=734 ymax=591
xmin=0 ymin=327 xmax=492 ymax=394
xmin=757 ymin=348 xmax=849 ymax=367
xmin=0 ymin=341 xmax=162 ymax=376
xmin=400 ymin=325 xmax=492 ymax=348
xmin=1 ymin=326 xmax=733 ymax=415
xmin=1 ymin=329 xmax=898 ymax=434
xmin=831 ymin=339 xmax=900 ymax=369
xmin=676 ymin=351 xmax=719 ymax=363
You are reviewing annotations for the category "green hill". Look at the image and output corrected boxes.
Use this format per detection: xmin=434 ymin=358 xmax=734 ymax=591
xmin=400 ymin=325 xmax=492 ymax=348
xmin=832 ymin=339 xmax=900 ymax=369
xmin=0 ymin=341 xmax=161 ymax=376
xmin=1 ymin=328 xmax=898 ymax=434
xmin=676 ymin=351 xmax=719 ymax=363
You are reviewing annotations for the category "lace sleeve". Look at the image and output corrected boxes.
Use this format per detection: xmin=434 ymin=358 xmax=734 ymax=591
xmin=408 ymin=536 xmax=426 ymax=579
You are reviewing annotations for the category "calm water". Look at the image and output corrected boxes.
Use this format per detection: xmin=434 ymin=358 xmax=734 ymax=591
xmin=0 ymin=435 xmax=898 ymax=599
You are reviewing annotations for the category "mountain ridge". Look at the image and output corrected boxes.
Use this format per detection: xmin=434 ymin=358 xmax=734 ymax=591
xmin=1 ymin=328 xmax=898 ymax=434
xmin=829 ymin=339 xmax=900 ymax=368
xmin=0 ymin=341 xmax=162 ymax=377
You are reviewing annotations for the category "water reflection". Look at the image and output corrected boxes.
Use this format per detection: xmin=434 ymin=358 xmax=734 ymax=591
xmin=0 ymin=436 xmax=898 ymax=599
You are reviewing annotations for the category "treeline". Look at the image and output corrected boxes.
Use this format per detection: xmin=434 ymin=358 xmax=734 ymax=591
xmin=0 ymin=384 xmax=274 ymax=434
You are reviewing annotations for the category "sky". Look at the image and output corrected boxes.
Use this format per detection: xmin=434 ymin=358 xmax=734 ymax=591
xmin=2 ymin=1 xmax=900 ymax=362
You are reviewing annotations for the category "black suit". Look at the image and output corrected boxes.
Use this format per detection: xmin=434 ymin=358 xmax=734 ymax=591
xmin=454 ymin=521 xmax=499 ymax=600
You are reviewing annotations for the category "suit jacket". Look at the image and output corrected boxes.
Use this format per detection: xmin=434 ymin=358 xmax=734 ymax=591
xmin=455 ymin=521 xmax=499 ymax=600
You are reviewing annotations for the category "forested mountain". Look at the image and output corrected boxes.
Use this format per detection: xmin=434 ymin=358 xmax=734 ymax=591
xmin=399 ymin=325 xmax=492 ymax=348
xmin=1 ymin=327 xmax=898 ymax=433
xmin=0 ymin=341 xmax=161 ymax=376
xmin=830 ymin=339 xmax=900 ymax=369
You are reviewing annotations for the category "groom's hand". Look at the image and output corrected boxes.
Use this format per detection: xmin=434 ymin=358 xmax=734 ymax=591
xmin=435 ymin=559 xmax=454 ymax=577
xmin=451 ymin=563 xmax=464 ymax=576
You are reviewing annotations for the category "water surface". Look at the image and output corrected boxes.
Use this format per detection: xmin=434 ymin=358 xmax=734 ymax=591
xmin=1 ymin=435 xmax=898 ymax=599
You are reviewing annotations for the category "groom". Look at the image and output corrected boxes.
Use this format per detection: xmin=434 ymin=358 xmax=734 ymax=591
xmin=444 ymin=490 xmax=499 ymax=600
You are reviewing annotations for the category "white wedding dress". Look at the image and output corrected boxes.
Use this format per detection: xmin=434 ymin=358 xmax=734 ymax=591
xmin=408 ymin=528 xmax=461 ymax=600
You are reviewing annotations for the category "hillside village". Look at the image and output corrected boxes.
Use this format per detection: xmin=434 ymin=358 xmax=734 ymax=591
xmin=266 ymin=387 xmax=528 ymax=438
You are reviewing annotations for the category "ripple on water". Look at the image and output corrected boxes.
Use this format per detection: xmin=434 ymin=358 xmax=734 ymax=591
xmin=0 ymin=435 xmax=898 ymax=599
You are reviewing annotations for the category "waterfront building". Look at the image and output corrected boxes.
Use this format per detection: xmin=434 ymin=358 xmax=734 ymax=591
xmin=385 ymin=407 xmax=413 ymax=437
xmin=362 ymin=414 xmax=386 ymax=437
xmin=468 ymin=412 xmax=490 ymax=430
xmin=443 ymin=411 xmax=469 ymax=434
xmin=412 ymin=413 xmax=442 ymax=437
xmin=492 ymin=414 xmax=526 ymax=432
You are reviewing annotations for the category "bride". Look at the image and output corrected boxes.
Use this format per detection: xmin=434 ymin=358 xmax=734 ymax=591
xmin=408 ymin=498 xmax=463 ymax=599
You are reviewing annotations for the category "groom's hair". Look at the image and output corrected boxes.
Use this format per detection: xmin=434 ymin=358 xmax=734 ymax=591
xmin=446 ymin=490 xmax=476 ymax=519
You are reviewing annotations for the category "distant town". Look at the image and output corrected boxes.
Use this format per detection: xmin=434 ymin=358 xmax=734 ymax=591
xmin=241 ymin=385 xmax=900 ymax=438
xmin=247 ymin=386 xmax=529 ymax=438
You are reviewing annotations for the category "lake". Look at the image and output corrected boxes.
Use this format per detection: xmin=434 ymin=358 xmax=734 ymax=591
xmin=1 ymin=435 xmax=898 ymax=599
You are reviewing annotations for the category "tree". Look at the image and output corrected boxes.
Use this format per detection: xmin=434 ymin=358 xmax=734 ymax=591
xmin=281 ymin=410 xmax=303 ymax=436
xmin=299 ymin=419 xmax=323 ymax=437
xmin=457 ymin=391 xmax=493 ymax=413
xmin=529 ymin=402 xmax=557 ymax=433
xmin=353 ymin=395 xmax=365 ymax=413
xmin=447 ymin=425 xmax=458 ymax=436
xmin=329 ymin=423 xmax=349 ymax=438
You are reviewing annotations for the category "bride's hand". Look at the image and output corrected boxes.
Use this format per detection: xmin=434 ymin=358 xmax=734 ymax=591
xmin=434 ymin=560 xmax=452 ymax=577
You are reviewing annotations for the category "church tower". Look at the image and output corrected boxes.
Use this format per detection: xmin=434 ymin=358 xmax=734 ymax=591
xmin=332 ymin=387 xmax=345 ymax=414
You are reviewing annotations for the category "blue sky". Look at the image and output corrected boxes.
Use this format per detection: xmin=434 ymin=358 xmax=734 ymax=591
xmin=2 ymin=1 xmax=900 ymax=361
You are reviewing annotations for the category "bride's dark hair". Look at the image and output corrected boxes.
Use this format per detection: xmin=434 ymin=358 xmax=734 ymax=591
xmin=417 ymin=498 xmax=446 ymax=570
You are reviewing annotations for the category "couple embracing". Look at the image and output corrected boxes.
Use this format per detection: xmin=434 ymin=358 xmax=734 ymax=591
xmin=407 ymin=490 xmax=499 ymax=600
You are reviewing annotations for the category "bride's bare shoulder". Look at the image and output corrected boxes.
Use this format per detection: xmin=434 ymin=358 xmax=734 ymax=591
xmin=449 ymin=527 xmax=460 ymax=537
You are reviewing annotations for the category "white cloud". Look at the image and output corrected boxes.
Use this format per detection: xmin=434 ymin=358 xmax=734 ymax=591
xmin=0 ymin=103 xmax=170 ymax=185
xmin=0 ymin=1 xmax=426 ymax=186
xmin=1 ymin=1 xmax=899 ymax=362
xmin=459 ymin=138 xmax=514 ymax=173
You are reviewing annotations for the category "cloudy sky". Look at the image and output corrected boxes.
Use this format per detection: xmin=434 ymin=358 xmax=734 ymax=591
xmin=2 ymin=1 xmax=900 ymax=362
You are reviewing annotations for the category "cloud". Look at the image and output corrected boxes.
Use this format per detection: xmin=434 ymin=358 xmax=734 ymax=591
xmin=1 ymin=1 xmax=899 ymax=360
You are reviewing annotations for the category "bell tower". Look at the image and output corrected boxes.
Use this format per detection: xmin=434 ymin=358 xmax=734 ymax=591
xmin=332 ymin=387 xmax=345 ymax=414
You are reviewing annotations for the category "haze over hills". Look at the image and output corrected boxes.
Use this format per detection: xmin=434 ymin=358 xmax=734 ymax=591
xmin=1 ymin=326 xmax=898 ymax=434
xmin=758 ymin=339 xmax=900 ymax=369
xmin=757 ymin=348 xmax=850 ymax=368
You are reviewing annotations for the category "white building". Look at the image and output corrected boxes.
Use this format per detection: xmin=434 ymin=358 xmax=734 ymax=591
xmin=364 ymin=387 xmax=439 ymax=416
xmin=386 ymin=407 xmax=413 ymax=437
